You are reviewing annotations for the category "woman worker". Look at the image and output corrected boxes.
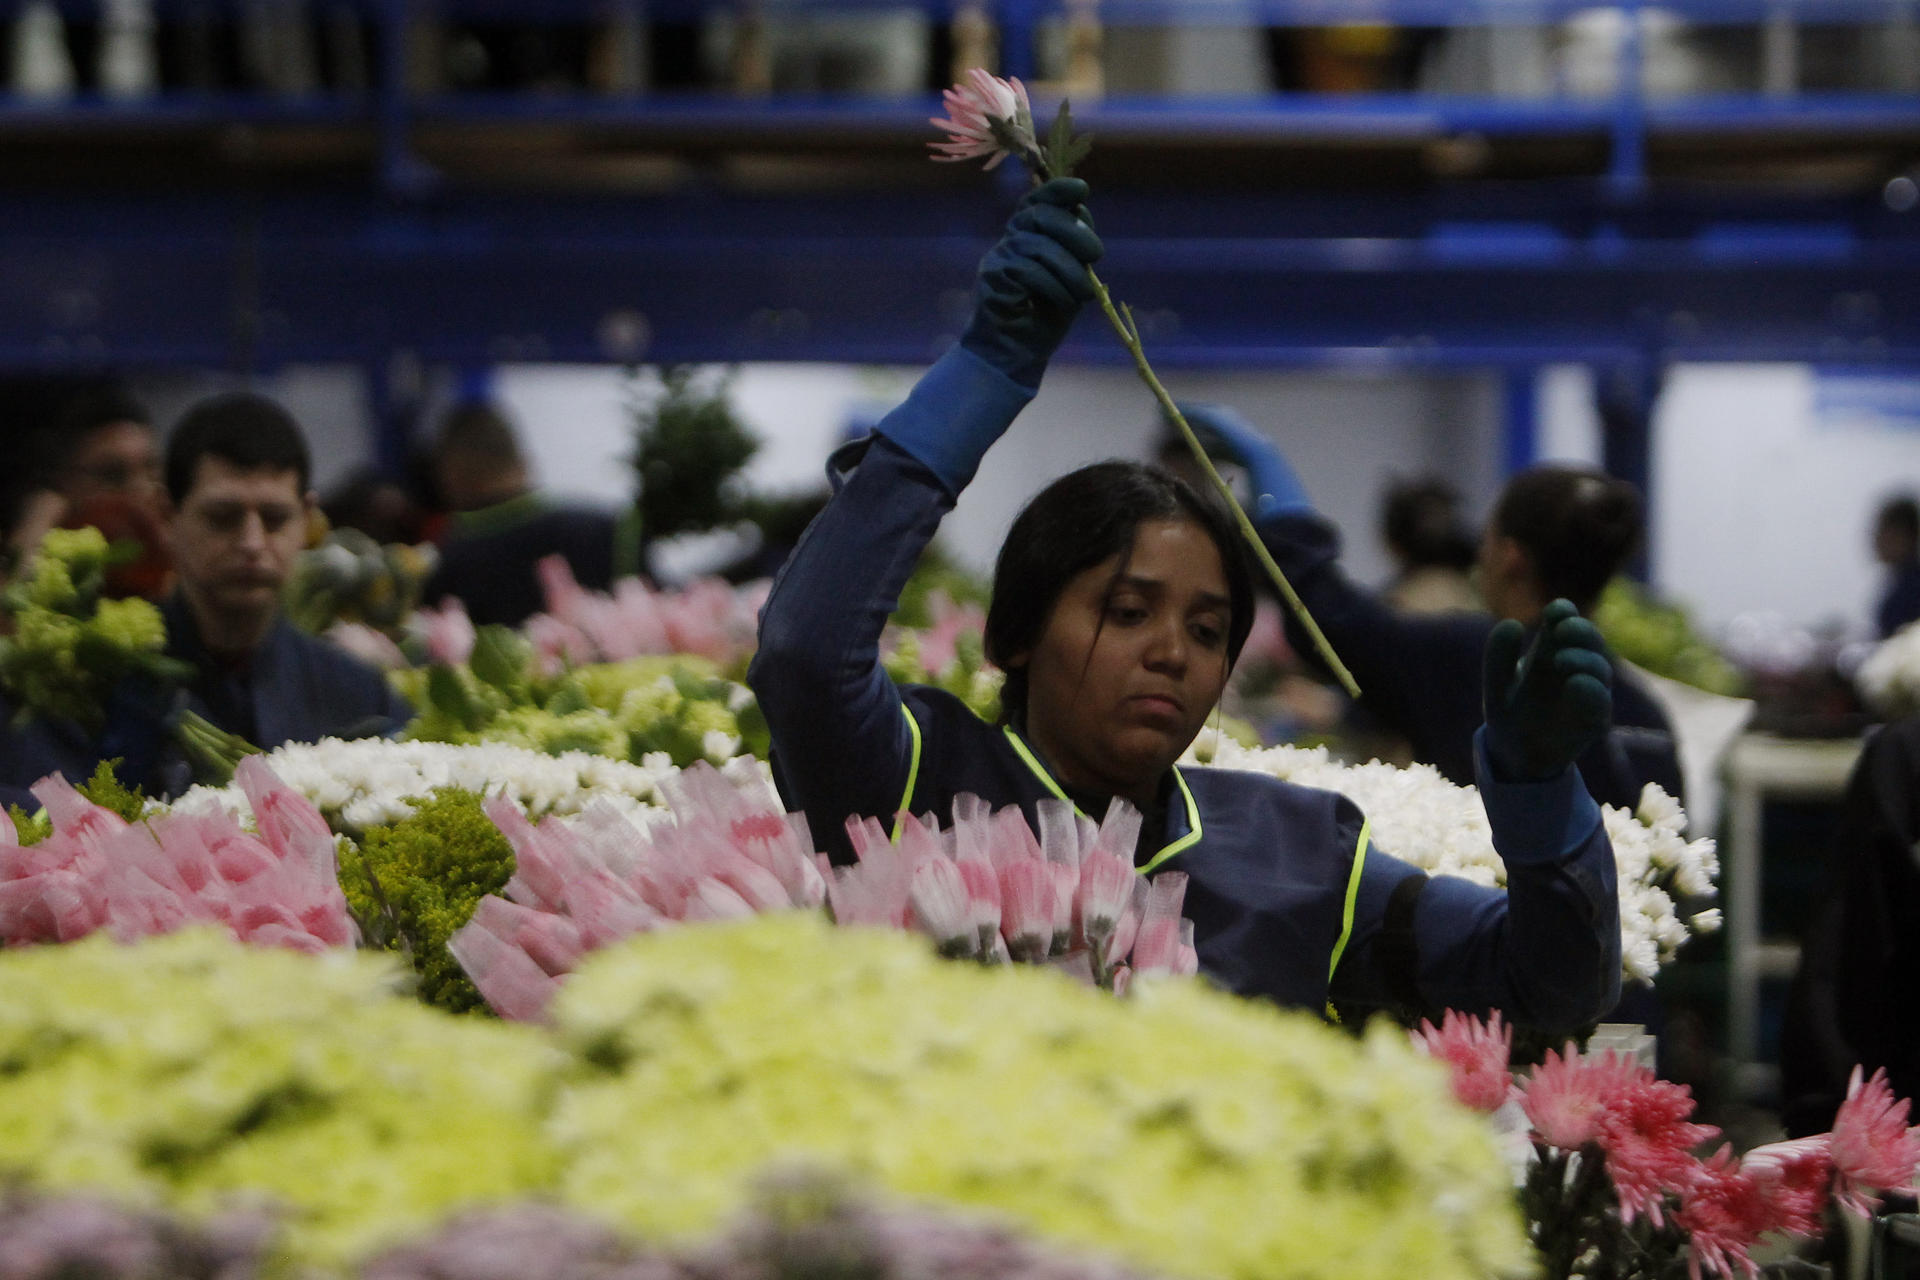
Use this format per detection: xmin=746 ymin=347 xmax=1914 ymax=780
xmin=749 ymin=179 xmax=1621 ymax=1032
xmin=1177 ymin=402 xmax=1684 ymax=817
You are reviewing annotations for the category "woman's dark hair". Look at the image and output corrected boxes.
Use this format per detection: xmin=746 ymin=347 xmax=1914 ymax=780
xmin=165 ymin=392 xmax=311 ymax=503
xmin=1381 ymin=476 xmax=1476 ymax=572
xmin=985 ymin=461 xmax=1256 ymax=725
xmin=1491 ymin=465 xmax=1643 ymax=615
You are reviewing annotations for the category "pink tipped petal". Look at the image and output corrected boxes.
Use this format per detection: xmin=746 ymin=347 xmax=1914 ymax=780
xmin=909 ymin=856 xmax=975 ymax=954
xmin=997 ymin=858 xmax=1054 ymax=962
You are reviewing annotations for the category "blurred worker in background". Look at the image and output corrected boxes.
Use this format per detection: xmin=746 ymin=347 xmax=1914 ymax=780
xmin=1871 ymin=492 xmax=1920 ymax=640
xmin=1379 ymin=475 xmax=1480 ymax=616
xmin=10 ymin=385 xmax=171 ymax=598
xmin=1780 ymin=714 xmax=1920 ymax=1135
xmin=1176 ymin=401 xmax=1682 ymax=816
xmin=422 ymin=400 xmax=639 ymax=628
xmin=0 ymin=392 xmax=411 ymax=803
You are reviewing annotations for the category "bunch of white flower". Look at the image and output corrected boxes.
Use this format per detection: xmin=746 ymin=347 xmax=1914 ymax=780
xmin=169 ymin=738 xmax=780 ymax=835
xmin=1186 ymin=735 xmax=1720 ymax=985
xmin=1855 ymin=620 xmax=1920 ymax=718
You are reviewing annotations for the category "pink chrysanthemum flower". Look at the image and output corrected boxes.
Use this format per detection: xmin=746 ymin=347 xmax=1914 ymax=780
xmin=1674 ymin=1146 xmax=1772 ymax=1280
xmin=1412 ymin=1010 xmax=1514 ymax=1113
xmin=1521 ymin=1045 xmax=1644 ymax=1150
xmin=929 ymin=68 xmax=1035 ymax=170
xmin=1594 ymin=1072 xmax=1719 ymax=1226
xmin=1829 ymin=1066 xmax=1920 ymax=1215
xmin=1737 ymin=1136 xmax=1834 ymax=1238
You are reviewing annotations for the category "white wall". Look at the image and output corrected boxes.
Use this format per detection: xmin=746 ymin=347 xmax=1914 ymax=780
xmin=496 ymin=361 xmax=1506 ymax=592
xmin=1652 ymin=365 xmax=1920 ymax=636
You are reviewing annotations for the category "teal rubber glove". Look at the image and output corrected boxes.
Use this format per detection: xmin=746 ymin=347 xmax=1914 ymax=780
xmin=1481 ymin=598 xmax=1614 ymax=783
xmin=959 ymin=177 xmax=1104 ymax=390
xmin=1176 ymin=401 xmax=1310 ymax=518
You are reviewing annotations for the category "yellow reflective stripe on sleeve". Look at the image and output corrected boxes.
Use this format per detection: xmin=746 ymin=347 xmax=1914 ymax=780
xmin=889 ymin=705 xmax=924 ymax=845
xmin=1323 ymin=819 xmax=1372 ymax=1023
xmin=1136 ymin=769 xmax=1202 ymax=874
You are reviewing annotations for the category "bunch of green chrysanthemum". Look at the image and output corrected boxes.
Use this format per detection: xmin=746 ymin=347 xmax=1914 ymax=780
xmin=549 ymin=912 xmax=1527 ymax=1280
xmin=337 ymin=787 xmax=521 ymax=1013
xmin=0 ymin=929 xmax=564 ymax=1269
xmin=399 ymin=631 xmax=757 ymax=768
xmin=0 ymin=527 xmax=187 ymax=730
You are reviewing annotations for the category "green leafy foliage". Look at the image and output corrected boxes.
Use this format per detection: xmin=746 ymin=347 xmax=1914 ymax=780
xmin=632 ymin=366 xmax=760 ymax=545
xmin=403 ymin=649 xmax=752 ymax=768
xmin=0 ymin=527 xmax=190 ymax=731
xmin=336 ymin=788 xmax=519 ymax=1014
xmin=1593 ymin=580 xmax=1746 ymax=697
xmin=75 ymin=759 xmax=148 ymax=824
xmin=1041 ymin=99 xmax=1092 ymax=178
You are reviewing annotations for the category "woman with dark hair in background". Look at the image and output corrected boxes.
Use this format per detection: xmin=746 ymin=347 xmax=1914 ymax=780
xmin=1181 ymin=402 xmax=1683 ymax=818
xmin=1380 ymin=474 xmax=1479 ymax=615
xmin=750 ymin=178 xmax=1623 ymax=1031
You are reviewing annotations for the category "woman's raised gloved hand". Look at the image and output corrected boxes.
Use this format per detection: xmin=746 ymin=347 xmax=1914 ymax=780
xmin=959 ymin=177 xmax=1104 ymax=390
xmin=1481 ymin=598 xmax=1614 ymax=782
xmin=1174 ymin=401 xmax=1310 ymax=519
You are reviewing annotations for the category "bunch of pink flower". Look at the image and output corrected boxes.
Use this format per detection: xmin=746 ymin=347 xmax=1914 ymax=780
xmin=523 ymin=556 xmax=766 ymax=675
xmin=449 ymin=762 xmax=828 ymax=1020
xmin=0 ymin=759 xmax=354 ymax=953
xmin=1416 ymin=1012 xmax=1920 ymax=1280
xmin=831 ymin=793 xmax=1196 ymax=993
xmin=450 ymin=764 xmax=1197 ymax=1019
xmin=885 ymin=589 xmax=986 ymax=678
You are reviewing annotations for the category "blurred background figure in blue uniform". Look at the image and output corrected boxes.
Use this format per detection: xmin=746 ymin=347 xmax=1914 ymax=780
xmin=422 ymin=399 xmax=637 ymax=628
xmin=1177 ymin=401 xmax=1683 ymax=817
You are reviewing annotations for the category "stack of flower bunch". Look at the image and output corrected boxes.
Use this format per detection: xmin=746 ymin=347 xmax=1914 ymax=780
xmin=169 ymin=734 xmax=698 ymax=835
xmin=547 ymin=912 xmax=1524 ymax=1280
xmin=448 ymin=760 xmax=1197 ymax=1019
xmin=0 ymin=757 xmax=352 ymax=952
xmin=1413 ymin=1010 xmax=1920 ymax=1280
xmin=0 ymin=913 xmax=1523 ymax=1280
xmin=396 ymin=617 xmax=760 ymax=768
xmin=0 ymin=929 xmax=565 ymax=1269
xmin=285 ymin=527 xmax=439 ymax=668
xmin=1190 ymin=736 xmax=1720 ymax=986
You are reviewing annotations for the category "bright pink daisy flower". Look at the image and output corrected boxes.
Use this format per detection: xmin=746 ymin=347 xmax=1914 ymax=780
xmin=1674 ymin=1146 xmax=1772 ymax=1280
xmin=1521 ymin=1044 xmax=1644 ymax=1150
xmin=1829 ymin=1066 xmax=1920 ymax=1215
xmin=929 ymin=68 xmax=1035 ymax=170
xmin=1737 ymin=1136 xmax=1834 ymax=1238
xmin=1412 ymin=1010 xmax=1514 ymax=1113
xmin=1594 ymin=1072 xmax=1720 ymax=1226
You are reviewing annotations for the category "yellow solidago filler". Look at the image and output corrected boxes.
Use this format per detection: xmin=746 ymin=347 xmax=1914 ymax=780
xmin=548 ymin=912 xmax=1527 ymax=1280
xmin=0 ymin=929 xmax=565 ymax=1270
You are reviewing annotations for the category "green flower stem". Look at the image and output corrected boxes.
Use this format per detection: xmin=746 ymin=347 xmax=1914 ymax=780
xmin=1084 ymin=267 xmax=1362 ymax=699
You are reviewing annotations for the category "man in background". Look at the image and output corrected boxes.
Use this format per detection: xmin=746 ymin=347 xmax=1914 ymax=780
xmin=0 ymin=391 xmax=411 ymax=802
xmin=9 ymin=386 xmax=170 ymax=597
xmin=422 ymin=400 xmax=638 ymax=627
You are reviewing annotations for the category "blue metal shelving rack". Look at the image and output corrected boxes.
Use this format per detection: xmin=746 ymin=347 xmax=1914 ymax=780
xmin=0 ymin=0 xmax=1916 ymax=476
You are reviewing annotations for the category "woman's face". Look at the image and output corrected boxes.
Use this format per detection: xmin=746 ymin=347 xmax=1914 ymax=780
xmin=1011 ymin=517 xmax=1234 ymax=808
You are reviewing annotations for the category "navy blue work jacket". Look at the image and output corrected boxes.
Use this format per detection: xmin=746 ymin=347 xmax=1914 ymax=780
xmin=748 ymin=348 xmax=1622 ymax=1032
